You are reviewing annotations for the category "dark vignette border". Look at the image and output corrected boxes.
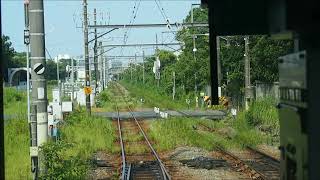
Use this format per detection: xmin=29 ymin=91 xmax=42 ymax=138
xmin=0 ymin=0 xmax=5 ymax=179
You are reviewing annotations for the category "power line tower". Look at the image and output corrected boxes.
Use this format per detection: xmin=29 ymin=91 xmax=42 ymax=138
xmin=83 ymin=0 xmax=91 ymax=114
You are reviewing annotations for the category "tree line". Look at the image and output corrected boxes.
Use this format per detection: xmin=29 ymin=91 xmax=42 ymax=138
xmin=1 ymin=35 xmax=72 ymax=83
xmin=120 ymin=7 xmax=293 ymax=103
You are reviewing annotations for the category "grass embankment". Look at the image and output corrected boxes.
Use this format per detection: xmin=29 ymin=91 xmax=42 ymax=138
xmin=120 ymin=81 xmax=187 ymax=110
xmin=149 ymin=117 xmax=239 ymax=151
xmin=40 ymin=109 xmax=118 ymax=179
xmin=245 ymin=97 xmax=280 ymax=145
xmin=4 ymin=86 xmax=118 ymax=179
xmin=148 ymin=97 xmax=279 ymax=151
xmin=4 ymin=88 xmax=30 ymax=179
xmin=94 ymin=82 xmax=141 ymax=112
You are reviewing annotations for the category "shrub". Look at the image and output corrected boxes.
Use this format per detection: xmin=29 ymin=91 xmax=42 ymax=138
xmin=246 ymin=97 xmax=279 ymax=135
xmin=3 ymin=88 xmax=25 ymax=106
xmin=40 ymin=141 xmax=89 ymax=180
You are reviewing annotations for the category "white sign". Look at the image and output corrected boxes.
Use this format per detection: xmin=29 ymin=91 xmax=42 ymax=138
xmin=66 ymin=65 xmax=70 ymax=72
xmin=37 ymin=87 xmax=45 ymax=99
xmin=33 ymin=63 xmax=45 ymax=75
xmin=52 ymin=89 xmax=60 ymax=103
xmin=155 ymin=57 xmax=161 ymax=68
xmin=231 ymin=108 xmax=237 ymax=116
xmin=62 ymin=102 xmax=73 ymax=112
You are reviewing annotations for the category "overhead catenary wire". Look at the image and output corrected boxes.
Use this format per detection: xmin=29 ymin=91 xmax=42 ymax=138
xmin=121 ymin=0 xmax=142 ymax=56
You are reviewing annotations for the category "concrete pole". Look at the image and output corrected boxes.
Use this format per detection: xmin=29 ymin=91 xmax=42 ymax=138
xmin=30 ymin=104 xmax=38 ymax=179
xmin=244 ymin=36 xmax=251 ymax=110
xmin=173 ymin=71 xmax=176 ymax=100
xmin=106 ymin=58 xmax=109 ymax=85
xmin=217 ymin=37 xmax=221 ymax=87
xmin=93 ymin=8 xmax=98 ymax=95
xmin=71 ymin=58 xmax=74 ymax=105
xmin=130 ymin=59 xmax=133 ymax=81
xmin=156 ymin=34 xmax=158 ymax=52
xmin=24 ymin=1 xmax=30 ymax=123
xmin=83 ymin=0 xmax=91 ymax=114
xmin=156 ymin=34 xmax=160 ymax=87
xmin=135 ymin=53 xmax=137 ymax=83
xmin=56 ymin=57 xmax=61 ymax=104
xmin=103 ymin=57 xmax=106 ymax=88
xmin=99 ymin=41 xmax=104 ymax=90
xmin=29 ymin=0 xmax=48 ymax=175
xmin=25 ymin=3 xmax=37 ymax=178
xmin=142 ymin=51 xmax=145 ymax=84
xmin=191 ymin=5 xmax=198 ymax=103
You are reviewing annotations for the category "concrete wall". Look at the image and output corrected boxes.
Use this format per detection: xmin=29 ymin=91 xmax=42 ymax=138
xmin=255 ymin=81 xmax=279 ymax=100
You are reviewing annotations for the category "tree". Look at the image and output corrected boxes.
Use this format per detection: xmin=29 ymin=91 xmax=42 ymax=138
xmin=46 ymin=60 xmax=58 ymax=80
xmin=1 ymin=35 xmax=15 ymax=81
xmin=120 ymin=7 xmax=293 ymax=105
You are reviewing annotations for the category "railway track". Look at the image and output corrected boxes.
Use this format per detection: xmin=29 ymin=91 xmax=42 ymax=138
xmin=197 ymin=120 xmax=280 ymax=179
xmin=112 ymin=83 xmax=279 ymax=179
xmin=215 ymin=145 xmax=280 ymax=180
xmin=113 ymin=84 xmax=171 ymax=180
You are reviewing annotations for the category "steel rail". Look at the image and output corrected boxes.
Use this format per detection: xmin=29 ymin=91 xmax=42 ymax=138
xmin=126 ymin=105 xmax=171 ymax=180
xmin=216 ymin=145 xmax=271 ymax=180
xmin=115 ymin=83 xmax=171 ymax=180
xmin=115 ymin=104 xmax=127 ymax=180
xmin=246 ymin=146 xmax=280 ymax=164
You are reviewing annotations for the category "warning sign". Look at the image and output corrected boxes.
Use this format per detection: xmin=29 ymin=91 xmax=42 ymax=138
xmin=84 ymin=87 xmax=92 ymax=95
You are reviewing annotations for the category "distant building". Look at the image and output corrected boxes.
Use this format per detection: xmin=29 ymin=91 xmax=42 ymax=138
xmin=54 ymin=54 xmax=71 ymax=63
xmin=111 ymin=60 xmax=122 ymax=69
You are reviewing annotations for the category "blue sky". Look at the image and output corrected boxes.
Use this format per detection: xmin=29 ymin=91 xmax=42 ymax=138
xmin=2 ymin=0 xmax=200 ymax=64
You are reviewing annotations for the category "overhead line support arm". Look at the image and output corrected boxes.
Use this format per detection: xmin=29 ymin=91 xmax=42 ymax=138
xmin=88 ymin=23 xmax=208 ymax=29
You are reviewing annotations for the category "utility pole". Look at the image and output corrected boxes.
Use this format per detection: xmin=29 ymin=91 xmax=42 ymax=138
xmin=244 ymin=36 xmax=251 ymax=110
xmin=142 ymin=51 xmax=145 ymax=84
xmin=191 ymin=4 xmax=199 ymax=102
xmin=99 ymin=41 xmax=104 ymax=90
xmin=24 ymin=0 xmax=30 ymax=123
xmin=130 ymin=58 xmax=133 ymax=81
xmin=104 ymin=57 xmax=108 ymax=87
xmin=135 ymin=53 xmax=137 ymax=83
xmin=83 ymin=0 xmax=91 ymax=114
xmin=71 ymin=58 xmax=74 ymax=106
xmin=155 ymin=34 xmax=160 ymax=87
xmin=156 ymin=33 xmax=158 ymax=51
xmin=217 ymin=37 xmax=221 ymax=87
xmin=24 ymin=1 xmax=37 ymax=179
xmin=173 ymin=71 xmax=176 ymax=100
xmin=93 ymin=8 xmax=98 ymax=95
xmin=29 ymin=0 xmax=48 ymax=176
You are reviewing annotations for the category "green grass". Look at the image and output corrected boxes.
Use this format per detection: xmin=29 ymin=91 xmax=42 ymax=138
xmin=120 ymin=81 xmax=187 ymax=110
xmin=4 ymin=88 xmax=30 ymax=180
xmin=4 ymin=87 xmax=118 ymax=179
xmin=4 ymin=88 xmax=27 ymax=117
xmin=231 ymin=112 xmax=271 ymax=147
xmin=246 ymin=97 xmax=279 ymax=135
xmin=95 ymin=82 xmax=145 ymax=112
xmin=148 ymin=107 xmax=274 ymax=152
xmin=39 ymin=109 xmax=118 ymax=179
xmin=148 ymin=117 xmax=241 ymax=151
xmin=5 ymin=118 xmax=30 ymax=180
xmin=61 ymin=109 xmax=118 ymax=158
